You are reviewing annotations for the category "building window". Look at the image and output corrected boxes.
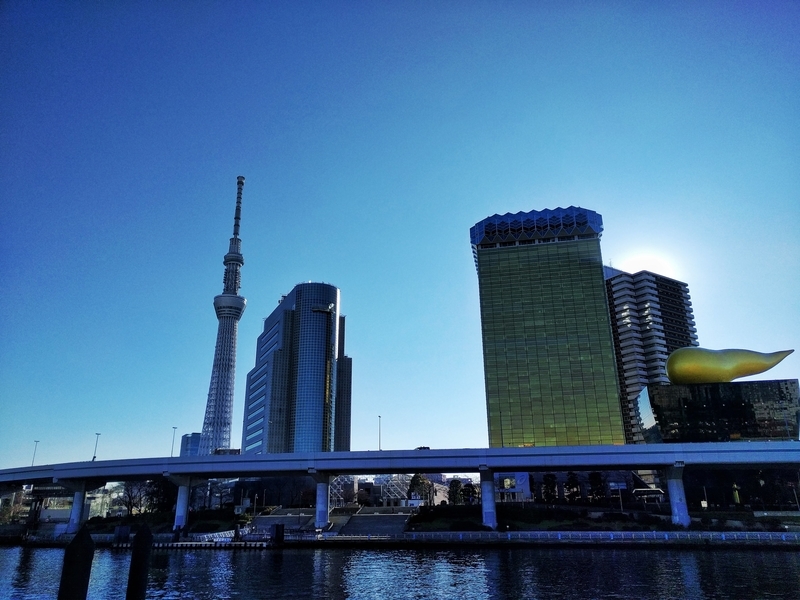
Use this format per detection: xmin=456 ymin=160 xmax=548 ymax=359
xmin=246 ymin=429 xmax=263 ymax=441
xmin=246 ymin=417 xmax=264 ymax=430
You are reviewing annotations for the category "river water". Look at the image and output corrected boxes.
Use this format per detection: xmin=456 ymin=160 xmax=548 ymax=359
xmin=1 ymin=545 xmax=799 ymax=599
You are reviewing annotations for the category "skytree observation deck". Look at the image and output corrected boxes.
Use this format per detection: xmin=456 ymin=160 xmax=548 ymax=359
xmin=199 ymin=176 xmax=247 ymax=456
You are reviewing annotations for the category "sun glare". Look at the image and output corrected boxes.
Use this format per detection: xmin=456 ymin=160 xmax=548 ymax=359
xmin=614 ymin=251 xmax=680 ymax=279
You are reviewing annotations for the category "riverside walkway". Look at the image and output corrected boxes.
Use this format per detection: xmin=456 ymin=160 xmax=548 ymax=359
xmin=24 ymin=530 xmax=800 ymax=549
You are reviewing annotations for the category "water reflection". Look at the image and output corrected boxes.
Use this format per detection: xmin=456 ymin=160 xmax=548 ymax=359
xmin=12 ymin=547 xmax=34 ymax=591
xmin=1 ymin=546 xmax=800 ymax=599
xmin=680 ymin=552 xmax=702 ymax=598
xmin=6 ymin=546 xmax=63 ymax=598
xmin=88 ymin=550 xmax=130 ymax=599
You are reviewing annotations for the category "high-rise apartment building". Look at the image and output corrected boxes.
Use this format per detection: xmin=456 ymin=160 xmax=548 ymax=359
xmin=470 ymin=206 xmax=625 ymax=447
xmin=199 ymin=177 xmax=247 ymax=455
xmin=604 ymin=267 xmax=698 ymax=443
xmin=242 ymin=282 xmax=352 ymax=454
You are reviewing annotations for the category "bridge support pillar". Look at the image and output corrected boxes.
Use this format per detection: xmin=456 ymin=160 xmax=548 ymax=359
xmin=66 ymin=483 xmax=87 ymax=534
xmin=479 ymin=468 xmax=497 ymax=530
xmin=173 ymin=485 xmax=191 ymax=531
xmin=665 ymin=466 xmax=690 ymax=527
xmin=314 ymin=477 xmax=330 ymax=530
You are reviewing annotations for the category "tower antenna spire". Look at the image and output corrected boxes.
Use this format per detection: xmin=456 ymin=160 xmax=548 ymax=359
xmin=233 ymin=175 xmax=244 ymax=238
xmin=199 ymin=176 xmax=248 ymax=455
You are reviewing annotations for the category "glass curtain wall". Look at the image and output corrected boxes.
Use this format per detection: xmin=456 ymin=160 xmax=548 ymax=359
xmin=477 ymin=237 xmax=625 ymax=447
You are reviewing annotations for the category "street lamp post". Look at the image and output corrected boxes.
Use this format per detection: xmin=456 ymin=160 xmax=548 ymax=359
xmin=31 ymin=440 xmax=39 ymax=466
xmin=378 ymin=415 xmax=381 ymax=451
xmin=92 ymin=433 xmax=101 ymax=461
xmin=171 ymin=427 xmax=178 ymax=457
xmin=791 ymin=484 xmax=800 ymax=512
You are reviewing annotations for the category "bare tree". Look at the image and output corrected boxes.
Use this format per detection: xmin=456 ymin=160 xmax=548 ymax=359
xmin=0 ymin=492 xmax=25 ymax=524
xmin=110 ymin=481 xmax=148 ymax=515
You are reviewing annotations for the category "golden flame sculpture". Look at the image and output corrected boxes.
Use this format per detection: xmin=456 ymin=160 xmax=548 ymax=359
xmin=666 ymin=347 xmax=794 ymax=385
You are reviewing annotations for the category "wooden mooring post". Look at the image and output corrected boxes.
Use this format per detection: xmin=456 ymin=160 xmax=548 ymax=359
xmin=57 ymin=525 xmax=95 ymax=600
xmin=126 ymin=523 xmax=153 ymax=600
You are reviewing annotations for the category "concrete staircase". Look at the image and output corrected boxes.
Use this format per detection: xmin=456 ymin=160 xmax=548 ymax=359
xmin=252 ymin=508 xmax=315 ymax=532
xmin=338 ymin=510 xmax=411 ymax=536
xmin=252 ymin=506 xmax=414 ymax=535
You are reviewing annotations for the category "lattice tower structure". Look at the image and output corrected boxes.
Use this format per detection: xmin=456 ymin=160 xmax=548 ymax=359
xmin=329 ymin=475 xmax=355 ymax=507
xmin=199 ymin=176 xmax=247 ymax=455
xmin=376 ymin=474 xmax=412 ymax=504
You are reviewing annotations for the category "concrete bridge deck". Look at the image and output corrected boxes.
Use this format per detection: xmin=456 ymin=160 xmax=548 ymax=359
xmin=2 ymin=442 xmax=798 ymax=534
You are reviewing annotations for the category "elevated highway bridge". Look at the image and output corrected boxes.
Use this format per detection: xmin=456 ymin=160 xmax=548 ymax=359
xmin=2 ymin=442 xmax=798 ymax=532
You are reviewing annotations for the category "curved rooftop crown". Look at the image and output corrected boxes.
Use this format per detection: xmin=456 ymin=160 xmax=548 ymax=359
xmin=470 ymin=206 xmax=603 ymax=246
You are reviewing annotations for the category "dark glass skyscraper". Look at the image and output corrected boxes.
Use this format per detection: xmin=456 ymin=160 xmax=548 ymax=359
xmin=242 ymin=282 xmax=352 ymax=454
xmin=636 ymin=379 xmax=799 ymax=443
xmin=470 ymin=206 xmax=625 ymax=447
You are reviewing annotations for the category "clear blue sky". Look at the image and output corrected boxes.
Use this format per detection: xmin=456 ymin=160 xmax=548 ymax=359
xmin=1 ymin=2 xmax=798 ymax=470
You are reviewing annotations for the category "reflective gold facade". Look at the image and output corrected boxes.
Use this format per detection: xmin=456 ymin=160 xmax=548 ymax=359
xmin=472 ymin=207 xmax=625 ymax=447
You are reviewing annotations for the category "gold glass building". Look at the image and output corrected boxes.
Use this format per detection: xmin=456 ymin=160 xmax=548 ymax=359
xmin=470 ymin=207 xmax=625 ymax=447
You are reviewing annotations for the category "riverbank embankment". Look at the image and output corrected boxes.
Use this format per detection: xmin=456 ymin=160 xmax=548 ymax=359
xmin=101 ymin=529 xmax=800 ymax=549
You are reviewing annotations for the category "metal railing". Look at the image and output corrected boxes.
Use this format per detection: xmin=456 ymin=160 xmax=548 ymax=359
xmin=298 ymin=530 xmax=800 ymax=544
xmin=191 ymin=526 xmax=252 ymax=542
xmin=17 ymin=529 xmax=800 ymax=546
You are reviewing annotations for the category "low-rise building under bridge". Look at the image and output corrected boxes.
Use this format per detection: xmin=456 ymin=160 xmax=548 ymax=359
xmin=1 ymin=442 xmax=798 ymax=534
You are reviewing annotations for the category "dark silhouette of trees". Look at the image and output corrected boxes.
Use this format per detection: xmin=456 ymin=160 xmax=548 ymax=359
xmin=462 ymin=482 xmax=480 ymax=505
xmin=565 ymin=471 xmax=581 ymax=502
xmin=408 ymin=474 xmax=433 ymax=505
xmin=542 ymin=473 xmax=558 ymax=504
xmin=356 ymin=489 xmax=372 ymax=506
xmin=144 ymin=479 xmax=178 ymax=513
xmin=589 ymin=471 xmax=606 ymax=502
xmin=448 ymin=479 xmax=464 ymax=505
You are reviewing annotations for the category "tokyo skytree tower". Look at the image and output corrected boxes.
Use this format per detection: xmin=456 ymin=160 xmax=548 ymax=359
xmin=199 ymin=176 xmax=247 ymax=455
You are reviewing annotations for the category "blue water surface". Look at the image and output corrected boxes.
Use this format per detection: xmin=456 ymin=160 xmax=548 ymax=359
xmin=1 ymin=546 xmax=799 ymax=599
